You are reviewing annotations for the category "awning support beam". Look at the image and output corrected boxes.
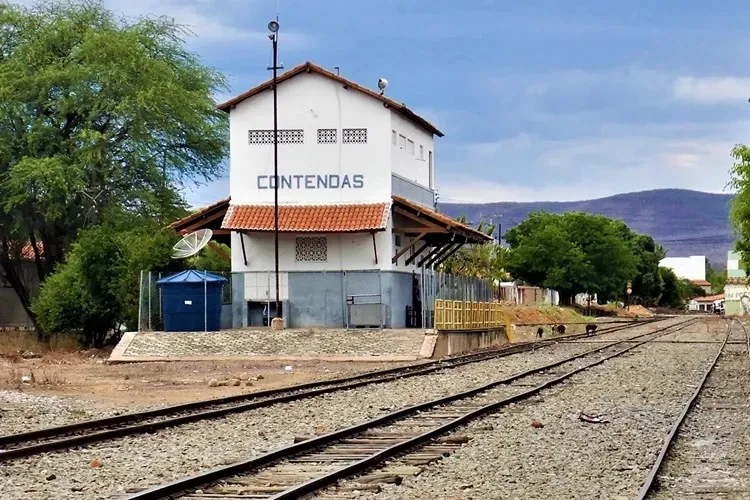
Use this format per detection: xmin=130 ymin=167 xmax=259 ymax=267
xmin=239 ymin=231 xmax=248 ymax=266
xmin=405 ymin=241 xmax=430 ymax=266
xmin=371 ymin=232 xmax=378 ymax=265
xmin=424 ymin=243 xmax=457 ymax=268
xmin=392 ymin=232 xmax=427 ymax=264
xmin=432 ymin=243 xmax=465 ymax=268
xmin=418 ymin=243 xmax=447 ymax=268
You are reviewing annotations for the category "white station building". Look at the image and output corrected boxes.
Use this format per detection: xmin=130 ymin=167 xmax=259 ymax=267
xmin=173 ymin=62 xmax=490 ymax=329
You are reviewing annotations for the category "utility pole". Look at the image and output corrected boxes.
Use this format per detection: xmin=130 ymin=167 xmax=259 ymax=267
xmin=268 ymin=19 xmax=283 ymax=329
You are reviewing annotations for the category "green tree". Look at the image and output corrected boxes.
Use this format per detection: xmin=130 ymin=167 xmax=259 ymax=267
xmin=705 ymin=259 xmax=727 ymax=294
xmin=729 ymin=144 xmax=750 ymax=267
xmin=33 ymin=212 xmax=182 ymax=346
xmin=677 ymin=278 xmax=707 ymax=301
xmin=628 ymin=233 xmax=664 ymax=306
xmin=189 ymin=243 xmax=231 ymax=274
xmin=441 ymin=216 xmax=506 ymax=281
xmin=658 ymin=267 xmax=682 ymax=308
xmin=0 ymin=2 xmax=227 ymax=333
xmin=504 ymin=211 xmax=638 ymax=304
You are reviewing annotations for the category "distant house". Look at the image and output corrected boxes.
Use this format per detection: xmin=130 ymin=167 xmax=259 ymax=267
xmin=688 ymin=293 xmax=724 ymax=313
xmin=659 ymin=255 xmax=707 ymax=282
xmin=691 ymin=279 xmax=712 ymax=293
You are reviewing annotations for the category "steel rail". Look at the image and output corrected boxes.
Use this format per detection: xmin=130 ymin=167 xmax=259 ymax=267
xmin=636 ymin=319 xmax=735 ymax=499
xmin=126 ymin=318 xmax=695 ymax=500
xmin=0 ymin=319 xmax=660 ymax=460
xmin=731 ymin=317 xmax=750 ymax=366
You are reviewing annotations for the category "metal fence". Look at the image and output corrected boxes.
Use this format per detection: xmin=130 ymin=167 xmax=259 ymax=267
xmin=137 ymin=270 xmax=231 ymax=332
xmin=434 ymin=299 xmax=510 ymax=330
xmin=416 ymin=270 xmax=496 ymax=329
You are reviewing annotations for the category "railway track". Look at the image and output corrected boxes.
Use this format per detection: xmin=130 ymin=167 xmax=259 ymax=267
xmin=0 ymin=319 xmax=661 ymax=461
xmin=124 ymin=318 xmax=696 ymax=500
xmin=638 ymin=318 xmax=750 ymax=499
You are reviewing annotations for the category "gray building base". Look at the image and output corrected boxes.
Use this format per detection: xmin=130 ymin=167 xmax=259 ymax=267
xmin=231 ymin=270 xmax=423 ymax=329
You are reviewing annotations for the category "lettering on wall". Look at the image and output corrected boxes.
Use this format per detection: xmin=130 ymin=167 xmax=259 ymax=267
xmin=725 ymin=286 xmax=750 ymax=301
xmin=257 ymin=174 xmax=365 ymax=190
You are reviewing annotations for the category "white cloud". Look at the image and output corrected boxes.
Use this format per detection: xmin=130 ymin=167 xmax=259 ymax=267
xmin=9 ymin=0 xmax=313 ymax=47
xmin=673 ymin=76 xmax=750 ymax=103
xmin=436 ymin=122 xmax=748 ymax=203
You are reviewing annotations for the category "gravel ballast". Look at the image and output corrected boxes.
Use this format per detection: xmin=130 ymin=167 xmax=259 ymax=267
xmin=336 ymin=321 xmax=722 ymax=500
xmin=648 ymin=342 xmax=750 ymax=498
xmin=0 ymin=318 xmax=685 ymax=499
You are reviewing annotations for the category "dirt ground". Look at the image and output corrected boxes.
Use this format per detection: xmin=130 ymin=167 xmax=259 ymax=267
xmin=0 ymin=304 xmax=653 ymax=411
xmin=0 ymin=355 xmax=418 ymax=409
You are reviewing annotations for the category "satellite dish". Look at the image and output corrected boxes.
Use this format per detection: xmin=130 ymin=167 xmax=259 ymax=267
xmin=172 ymin=229 xmax=213 ymax=259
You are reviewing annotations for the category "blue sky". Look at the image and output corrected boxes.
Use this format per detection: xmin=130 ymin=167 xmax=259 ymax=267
xmin=17 ymin=0 xmax=750 ymax=204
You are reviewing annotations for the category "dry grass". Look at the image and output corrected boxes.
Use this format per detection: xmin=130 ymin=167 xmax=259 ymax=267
xmin=0 ymin=331 xmax=108 ymax=365
xmin=0 ymin=365 xmax=68 ymax=389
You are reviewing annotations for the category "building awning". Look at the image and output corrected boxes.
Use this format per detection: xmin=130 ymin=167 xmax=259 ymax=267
xmin=691 ymin=279 xmax=711 ymax=287
xmin=391 ymin=195 xmax=492 ymax=244
xmin=168 ymin=198 xmax=232 ymax=245
xmin=695 ymin=293 xmax=724 ymax=303
xmin=170 ymin=196 xmax=492 ymax=269
xmin=222 ymin=202 xmax=391 ymax=233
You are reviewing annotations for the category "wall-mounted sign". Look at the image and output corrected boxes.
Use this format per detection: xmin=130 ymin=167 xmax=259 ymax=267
xmin=257 ymin=174 xmax=364 ymax=190
xmin=725 ymin=284 xmax=750 ymax=301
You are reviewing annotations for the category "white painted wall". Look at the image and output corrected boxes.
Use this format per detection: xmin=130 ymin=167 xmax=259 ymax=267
xmin=229 ymin=72 xmax=392 ymax=205
xmin=226 ymin=70 xmax=441 ymax=277
xmin=659 ymin=256 xmax=706 ymax=281
xmin=390 ymin=112 xmax=434 ymax=188
xmin=231 ymin=228 xmax=393 ymax=273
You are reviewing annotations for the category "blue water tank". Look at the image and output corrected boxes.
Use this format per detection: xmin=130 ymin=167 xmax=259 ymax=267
xmin=157 ymin=270 xmax=227 ymax=332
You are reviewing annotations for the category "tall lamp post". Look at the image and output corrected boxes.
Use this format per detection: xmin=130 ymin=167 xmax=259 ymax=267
xmin=626 ymin=281 xmax=632 ymax=311
xmin=268 ymin=19 xmax=283 ymax=329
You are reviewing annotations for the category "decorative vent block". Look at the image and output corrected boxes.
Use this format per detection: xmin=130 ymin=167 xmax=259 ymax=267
xmin=279 ymin=129 xmax=304 ymax=144
xmin=248 ymin=129 xmax=304 ymax=144
xmin=295 ymin=237 xmax=327 ymax=262
xmin=248 ymin=130 xmax=274 ymax=144
xmin=317 ymin=128 xmax=337 ymax=144
xmin=343 ymin=128 xmax=367 ymax=144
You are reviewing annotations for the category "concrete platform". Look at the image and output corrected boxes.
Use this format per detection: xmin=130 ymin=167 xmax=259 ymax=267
xmin=109 ymin=328 xmax=429 ymax=363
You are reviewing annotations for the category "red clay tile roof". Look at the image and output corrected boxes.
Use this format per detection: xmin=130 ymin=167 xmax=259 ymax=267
xmin=222 ymin=203 xmax=391 ymax=232
xmin=691 ymin=279 xmax=711 ymax=286
xmin=217 ymin=61 xmax=444 ymax=137
xmin=695 ymin=293 xmax=725 ymax=302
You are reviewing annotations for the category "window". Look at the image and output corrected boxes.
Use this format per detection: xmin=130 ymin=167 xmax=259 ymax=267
xmin=392 ymin=130 xmax=397 ymax=145
xmin=248 ymin=129 xmax=304 ymax=144
xmin=394 ymin=235 xmax=402 ymax=247
xmin=399 ymin=134 xmax=406 ymax=149
xmin=419 ymin=145 xmax=424 ymax=160
xmin=428 ymin=151 xmax=434 ymax=189
xmin=342 ymin=128 xmax=367 ymax=143
xmin=407 ymin=139 xmax=415 ymax=156
xmin=295 ymin=237 xmax=327 ymax=262
xmin=317 ymin=128 xmax=337 ymax=144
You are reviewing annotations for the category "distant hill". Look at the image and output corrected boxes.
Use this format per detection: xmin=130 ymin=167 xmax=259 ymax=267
xmin=441 ymin=189 xmax=735 ymax=267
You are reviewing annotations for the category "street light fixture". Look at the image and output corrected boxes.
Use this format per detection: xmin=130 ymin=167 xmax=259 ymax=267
xmin=268 ymin=19 xmax=283 ymax=328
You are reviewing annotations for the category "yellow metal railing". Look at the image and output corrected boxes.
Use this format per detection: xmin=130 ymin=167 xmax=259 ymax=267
xmin=434 ymin=299 xmax=511 ymax=332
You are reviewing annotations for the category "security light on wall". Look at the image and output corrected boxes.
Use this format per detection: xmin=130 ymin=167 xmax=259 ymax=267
xmin=378 ymin=78 xmax=388 ymax=95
